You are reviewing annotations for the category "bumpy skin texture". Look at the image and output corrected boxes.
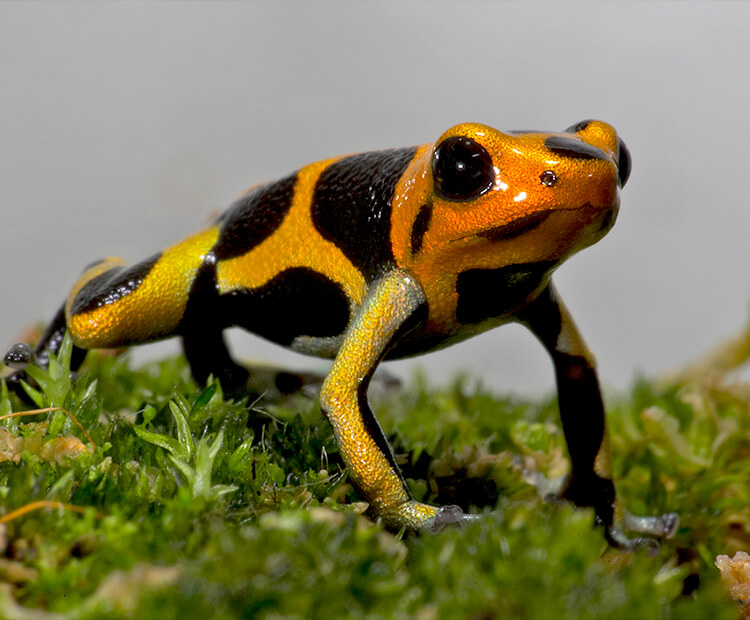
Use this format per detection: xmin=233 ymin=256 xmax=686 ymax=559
xmin=4 ymin=121 xmax=677 ymax=547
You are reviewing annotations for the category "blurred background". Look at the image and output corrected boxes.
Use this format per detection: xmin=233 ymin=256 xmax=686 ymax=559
xmin=2 ymin=2 xmax=749 ymax=396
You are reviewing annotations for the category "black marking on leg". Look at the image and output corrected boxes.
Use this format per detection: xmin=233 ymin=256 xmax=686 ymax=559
xmin=34 ymin=303 xmax=89 ymax=371
xmin=180 ymin=253 xmax=249 ymax=393
xmin=410 ymin=201 xmax=432 ymax=256
xmin=311 ymin=147 xmax=417 ymax=280
xmin=223 ymin=267 xmax=350 ymax=346
xmin=6 ymin=302 xmax=88 ymax=404
xmin=553 ymin=351 xmax=614 ymax=523
xmin=214 ymin=173 xmax=297 ymax=261
xmin=455 ymin=262 xmax=556 ymax=325
xmin=554 ymin=352 xmax=607 ymax=474
xmin=69 ymin=254 xmax=161 ymax=316
xmin=544 ymin=136 xmax=608 ymax=161
xmin=519 ymin=287 xmax=615 ymax=526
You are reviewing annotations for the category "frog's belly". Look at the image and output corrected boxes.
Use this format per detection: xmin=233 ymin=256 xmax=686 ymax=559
xmin=286 ymin=314 xmax=512 ymax=362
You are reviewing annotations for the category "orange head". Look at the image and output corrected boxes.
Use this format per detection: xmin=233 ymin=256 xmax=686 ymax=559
xmin=390 ymin=120 xmax=631 ymax=329
xmin=392 ymin=120 xmax=630 ymax=275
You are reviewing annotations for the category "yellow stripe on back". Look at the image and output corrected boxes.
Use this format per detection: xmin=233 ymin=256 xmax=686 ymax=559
xmin=216 ymin=158 xmax=367 ymax=309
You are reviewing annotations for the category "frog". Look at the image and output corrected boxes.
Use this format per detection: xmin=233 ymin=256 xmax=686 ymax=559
xmin=3 ymin=120 xmax=678 ymax=549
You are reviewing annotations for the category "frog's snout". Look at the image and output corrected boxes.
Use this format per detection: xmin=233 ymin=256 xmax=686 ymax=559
xmin=616 ymin=138 xmax=631 ymax=188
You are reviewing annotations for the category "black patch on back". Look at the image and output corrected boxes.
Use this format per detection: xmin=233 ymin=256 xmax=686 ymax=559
xmin=214 ymin=173 xmax=297 ymax=261
xmin=456 ymin=262 xmax=556 ymax=324
xmin=544 ymin=136 xmax=608 ymax=161
xmin=222 ymin=267 xmax=350 ymax=346
xmin=311 ymin=147 xmax=417 ymax=280
xmin=410 ymin=202 xmax=433 ymax=255
xmin=69 ymin=253 xmax=161 ymax=316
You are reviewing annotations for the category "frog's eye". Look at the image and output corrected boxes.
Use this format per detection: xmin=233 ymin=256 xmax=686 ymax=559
xmin=432 ymin=136 xmax=495 ymax=201
xmin=616 ymin=138 xmax=631 ymax=188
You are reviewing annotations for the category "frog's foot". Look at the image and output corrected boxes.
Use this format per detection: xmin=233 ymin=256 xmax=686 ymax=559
xmin=430 ymin=504 xmax=480 ymax=532
xmin=3 ymin=342 xmax=35 ymax=370
xmin=604 ymin=512 xmax=679 ymax=554
xmin=380 ymin=500 xmax=477 ymax=533
xmin=525 ymin=470 xmax=678 ymax=552
xmin=623 ymin=510 xmax=679 ymax=538
xmin=2 ymin=343 xmax=37 ymax=404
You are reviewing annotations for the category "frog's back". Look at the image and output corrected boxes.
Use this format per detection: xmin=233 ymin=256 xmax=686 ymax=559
xmin=212 ymin=147 xmax=419 ymax=354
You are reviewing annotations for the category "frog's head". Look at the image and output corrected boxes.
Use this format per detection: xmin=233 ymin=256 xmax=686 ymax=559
xmin=392 ymin=120 xmax=630 ymax=277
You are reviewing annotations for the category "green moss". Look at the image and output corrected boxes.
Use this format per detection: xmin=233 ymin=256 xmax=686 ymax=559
xmin=0 ymin=338 xmax=743 ymax=618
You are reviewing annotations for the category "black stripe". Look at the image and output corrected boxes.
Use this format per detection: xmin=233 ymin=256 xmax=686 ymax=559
xmin=311 ymin=147 xmax=417 ymax=280
xmin=554 ymin=351 xmax=614 ymax=524
xmin=357 ymin=387 xmax=408 ymax=493
xmin=565 ymin=120 xmax=591 ymax=133
xmin=410 ymin=202 xmax=432 ymax=255
xmin=214 ymin=173 xmax=297 ymax=261
xmin=222 ymin=267 xmax=350 ymax=346
xmin=69 ymin=253 xmax=161 ymax=316
xmin=517 ymin=286 xmax=614 ymax=523
xmin=456 ymin=262 xmax=556 ymax=324
xmin=477 ymin=211 xmax=551 ymax=242
xmin=544 ymin=136 xmax=608 ymax=161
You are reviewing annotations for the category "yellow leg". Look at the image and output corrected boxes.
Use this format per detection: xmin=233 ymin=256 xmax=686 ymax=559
xmin=320 ymin=269 xmax=464 ymax=530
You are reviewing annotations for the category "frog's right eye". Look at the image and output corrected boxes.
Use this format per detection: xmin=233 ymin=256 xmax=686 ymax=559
xmin=432 ymin=136 xmax=495 ymax=201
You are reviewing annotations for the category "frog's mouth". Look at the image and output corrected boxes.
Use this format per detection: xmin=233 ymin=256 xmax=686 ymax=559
xmin=456 ymin=203 xmax=618 ymax=245
xmin=476 ymin=210 xmax=552 ymax=242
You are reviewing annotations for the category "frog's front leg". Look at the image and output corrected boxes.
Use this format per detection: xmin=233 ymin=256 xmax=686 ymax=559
xmin=320 ymin=269 xmax=465 ymax=531
xmin=519 ymin=284 xmax=678 ymax=549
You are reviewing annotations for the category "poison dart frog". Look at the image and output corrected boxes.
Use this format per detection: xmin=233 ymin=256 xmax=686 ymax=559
xmin=3 ymin=120 xmax=678 ymax=549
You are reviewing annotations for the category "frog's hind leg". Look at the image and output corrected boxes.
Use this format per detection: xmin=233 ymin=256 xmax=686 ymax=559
xmin=180 ymin=329 xmax=250 ymax=398
xmin=3 ymin=256 xmax=147 ymax=400
xmin=177 ymin=251 xmax=252 ymax=398
xmin=3 ymin=302 xmax=89 ymax=403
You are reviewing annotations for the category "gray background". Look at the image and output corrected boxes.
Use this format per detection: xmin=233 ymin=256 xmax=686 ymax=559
xmin=2 ymin=2 xmax=749 ymax=395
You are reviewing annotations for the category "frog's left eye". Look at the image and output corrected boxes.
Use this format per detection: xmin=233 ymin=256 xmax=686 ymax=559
xmin=617 ymin=138 xmax=632 ymax=188
xmin=432 ymin=137 xmax=495 ymax=201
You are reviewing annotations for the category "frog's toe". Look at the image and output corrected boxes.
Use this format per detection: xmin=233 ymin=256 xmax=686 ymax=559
xmin=3 ymin=342 xmax=34 ymax=370
xmin=430 ymin=505 xmax=478 ymax=532
xmin=624 ymin=511 xmax=680 ymax=539
xmin=605 ymin=526 xmax=661 ymax=555
xmin=603 ymin=511 xmax=679 ymax=553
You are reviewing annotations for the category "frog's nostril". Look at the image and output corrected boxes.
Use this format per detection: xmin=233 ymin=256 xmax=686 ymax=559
xmin=617 ymin=138 xmax=631 ymax=188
